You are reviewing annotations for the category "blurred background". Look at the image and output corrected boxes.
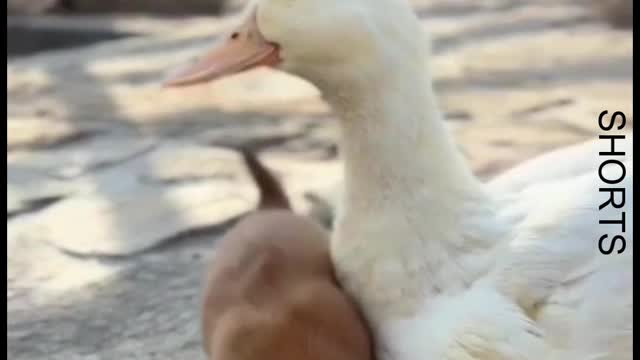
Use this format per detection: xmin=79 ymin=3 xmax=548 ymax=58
xmin=7 ymin=0 xmax=633 ymax=359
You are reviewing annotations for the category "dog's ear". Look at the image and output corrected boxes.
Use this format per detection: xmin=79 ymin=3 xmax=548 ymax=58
xmin=240 ymin=149 xmax=291 ymax=210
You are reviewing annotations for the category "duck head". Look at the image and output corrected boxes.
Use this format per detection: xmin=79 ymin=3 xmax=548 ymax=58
xmin=164 ymin=0 xmax=427 ymax=91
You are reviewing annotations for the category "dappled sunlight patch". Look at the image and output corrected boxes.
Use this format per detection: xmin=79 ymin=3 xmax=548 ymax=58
xmin=7 ymin=223 xmax=121 ymax=300
xmin=7 ymin=117 xmax=100 ymax=150
xmin=102 ymin=67 xmax=323 ymax=122
xmin=7 ymin=67 xmax=54 ymax=94
xmin=32 ymin=185 xmax=247 ymax=255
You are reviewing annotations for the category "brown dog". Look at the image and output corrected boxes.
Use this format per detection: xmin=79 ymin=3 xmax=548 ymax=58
xmin=201 ymin=149 xmax=374 ymax=360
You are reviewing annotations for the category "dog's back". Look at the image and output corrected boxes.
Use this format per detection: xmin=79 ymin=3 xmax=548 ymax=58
xmin=202 ymin=150 xmax=373 ymax=360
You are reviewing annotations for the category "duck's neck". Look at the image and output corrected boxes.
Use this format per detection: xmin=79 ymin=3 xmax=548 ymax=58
xmin=322 ymin=67 xmax=498 ymax=310
xmin=328 ymin=69 xmax=483 ymax=216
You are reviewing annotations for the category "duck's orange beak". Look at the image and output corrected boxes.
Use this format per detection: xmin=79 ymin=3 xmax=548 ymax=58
xmin=163 ymin=13 xmax=280 ymax=87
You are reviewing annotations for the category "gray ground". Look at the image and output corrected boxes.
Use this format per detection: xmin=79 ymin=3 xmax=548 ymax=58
xmin=6 ymin=0 xmax=632 ymax=359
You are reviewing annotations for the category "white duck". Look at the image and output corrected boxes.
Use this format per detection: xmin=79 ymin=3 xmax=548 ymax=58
xmin=164 ymin=0 xmax=633 ymax=359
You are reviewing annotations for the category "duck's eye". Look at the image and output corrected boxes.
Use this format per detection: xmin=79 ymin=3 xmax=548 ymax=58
xmin=230 ymin=32 xmax=240 ymax=40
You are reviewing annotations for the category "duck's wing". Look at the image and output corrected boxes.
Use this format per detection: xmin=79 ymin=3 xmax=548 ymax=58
xmin=546 ymin=253 xmax=632 ymax=360
xmin=490 ymin=160 xmax=632 ymax=359
xmin=493 ymin=157 xmax=633 ymax=302
xmin=487 ymin=135 xmax=632 ymax=194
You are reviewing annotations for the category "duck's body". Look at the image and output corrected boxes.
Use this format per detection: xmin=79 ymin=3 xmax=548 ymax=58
xmin=329 ymin=53 xmax=632 ymax=359
xmin=165 ymin=0 xmax=633 ymax=358
xmin=323 ymin=25 xmax=632 ymax=358
xmin=330 ymin=77 xmax=632 ymax=359
xmin=332 ymin=93 xmax=632 ymax=360
xmin=341 ymin=168 xmax=633 ymax=359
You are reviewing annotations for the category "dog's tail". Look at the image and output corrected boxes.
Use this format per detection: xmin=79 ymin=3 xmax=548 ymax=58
xmin=240 ymin=149 xmax=291 ymax=210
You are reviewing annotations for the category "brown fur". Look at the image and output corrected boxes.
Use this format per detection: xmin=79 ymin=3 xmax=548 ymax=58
xmin=201 ymin=150 xmax=374 ymax=360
